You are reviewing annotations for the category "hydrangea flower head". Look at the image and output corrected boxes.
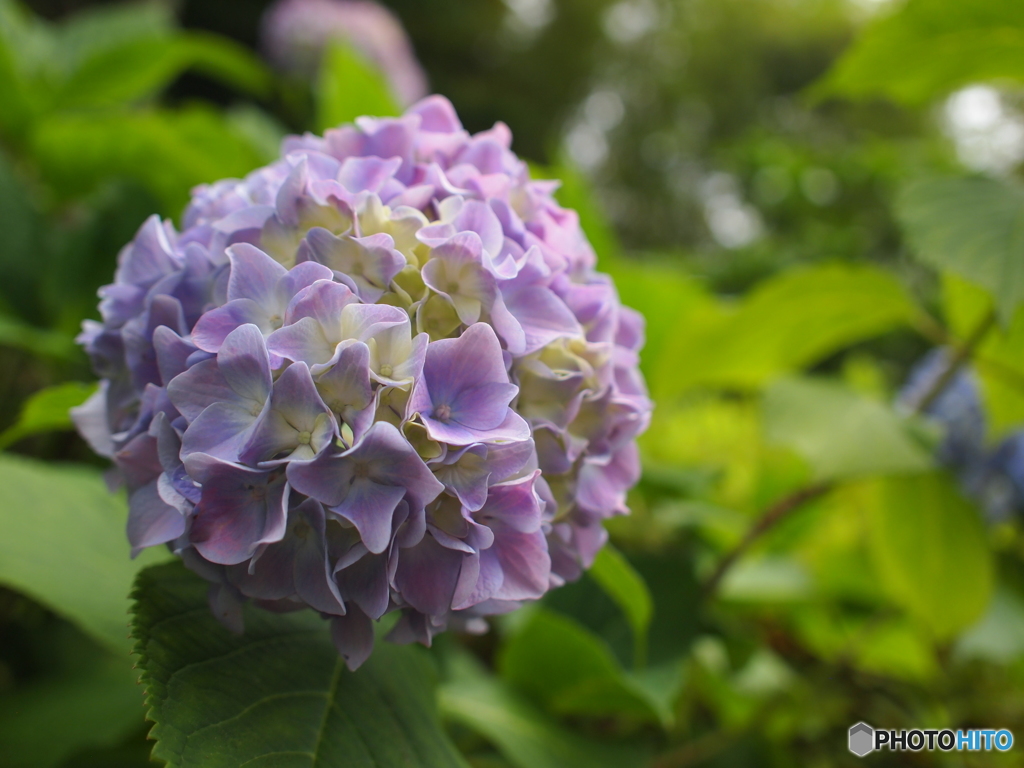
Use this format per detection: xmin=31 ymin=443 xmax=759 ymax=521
xmin=261 ymin=0 xmax=428 ymax=107
xmin=73 ymin=96 xmax=651 ymax=669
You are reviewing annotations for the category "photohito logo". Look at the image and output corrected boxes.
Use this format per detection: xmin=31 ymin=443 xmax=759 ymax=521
xmin=848 ymin=724 xmax=1013 ymax=757
xmin=848 ymin=723 xmax=874 ymax=757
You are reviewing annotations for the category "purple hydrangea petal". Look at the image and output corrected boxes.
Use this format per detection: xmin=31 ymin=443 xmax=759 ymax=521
xmin=330 ymin=478 xmax=407 ymax=554
xmin=127 ymin=481 xmax=187 ymax=557
xmin=240 ymin=361 xmax=336 ymax=465
xmin=298 ymin=227 xmax=405 ymax=303
xmin=287 ymin=421 xmax=444 ymax=552
xmin=71 ymin=384 xmax=114 ymax=458
xmin=330 ymin=606 xmax=374 ymax=671
xmin=184 ymin=453 xmax=289 ymax=565
xmin=315 ymin=341 xmax=375 ymax=440
xmin=335 ymin=545 xmax=391 ymax=620
xmin=393 ymin=531 xmax=464 ymax=616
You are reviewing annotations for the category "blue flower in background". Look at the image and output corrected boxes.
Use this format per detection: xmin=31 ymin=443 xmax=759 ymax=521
xmin=899 ymin=347 xmax=986 ymax=471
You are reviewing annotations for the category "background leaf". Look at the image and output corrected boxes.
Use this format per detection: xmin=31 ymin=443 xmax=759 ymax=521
xmin=0 ymin=455 xmax=169 ymax=652
xmin=31 ymin=107 xmax=268 ymax=215
xmin=588 ymin=544 xmax=653 ymax=668
xmin=0 ymin=381 xmax=95 ymax=450
xmin=813 ymin=0 xmax=1024 ymax=105
xmin=132 ymin=561 xmax=466 ymax=768
xmin=0 ymin=623 xmax=144 ymax=768
xmin=941 ymin=274 xmax=1024 ymax=436
xmin=55 ymin=32 xmax=272 ymax=110
xmin=764 ymin=376 xmax=935 ymax=480
xmin=653 ymin=264 xmax=920 ymax=397
xmin=439 ymin=651 xmax=647 ymax=768
xmin=897 ymin=175 xmax=1024 ymax=323
xmin=0 ymin=147 xmax=42 ymax=323
xmin=316 ymin=41 xmax=399 ymax=131
xmin=867 ymin=471 xmax=994 ymax=638
xmin=498 ymin=609 xmax=670 ymax=725
xmin=52 ymin=0 xmax=173 ymax=75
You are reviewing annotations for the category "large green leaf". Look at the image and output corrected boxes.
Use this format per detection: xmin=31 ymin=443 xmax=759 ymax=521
xmin=763 ymin=377 xmax=934 ymax=481
xmin=941 ymin=274 xmax=1024 ymax=436
xmin=867 ymin=472 xmax=994 ymax=638
xmin=898 ymin=175 xmax=1024 ymax=323
xmin=0 ymin=147 xmax=41 ymax=322
xmin=0 ymin=315 xmax=77 ymax=358
xmin=0 ymin=455 xmax=169 ymax=652
xmin=132 ymin=561 xmax=466 ymax=768
xmin=52 ymin=0 xmax=173 ymax=76
xmin=439 ymin=652 xmax=647 ymax=768
xmin=498 ymin=608 xmax=670 ymax=725
xmin=955 ymin=588 xmax=1024 ymax=663
xmin=0 ymin=28 xmax=34 ymax=137
xmin=0 ymin=381 xmax=95 ymax=450
xmin=0 ymin=624 xmax=144 ymax=768
xmin=588 ymin=544 xmax=653 ymax=667
xmin=813 ymin=0 xmax=1024 ymax=106
xmin=32 ymin=106 xmax=266 ymax=214
xmin=602 ymin=258 xmax=707 ymax=384
xmin=549 ymin=156 xmax=624 ymax=266
xmin=316 ymin=41 xmax=400 ymax=131
xmin=55 ymin=33 xmax=272 ymax=110
xmin=654 ymin=264 xmax=920 ymax=397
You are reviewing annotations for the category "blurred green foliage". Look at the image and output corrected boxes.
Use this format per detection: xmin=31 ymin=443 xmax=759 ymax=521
xmin=3 ymin=0 xmax=1024 ymax=766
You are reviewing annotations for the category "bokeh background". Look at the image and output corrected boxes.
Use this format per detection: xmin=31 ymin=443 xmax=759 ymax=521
xmin=3 ymin=0 xmax=1024 ymax=766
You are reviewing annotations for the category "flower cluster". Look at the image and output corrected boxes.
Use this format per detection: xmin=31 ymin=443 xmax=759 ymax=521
xmin=261 ymin=0 xmax=428 ymax=107
xmin=900 ymin=348 xmax=1024 ymax=522
xmin=74 ymin=96 xmax=651 ymax=668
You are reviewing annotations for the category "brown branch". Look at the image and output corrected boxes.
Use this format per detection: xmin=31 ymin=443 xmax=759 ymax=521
xmin=702 ymin=306 xmax=998 ymax=599
xmin=702 ymin=482 xmax=832 ymax=598
xmin=912 ymin=306 xmax=997 ymax=413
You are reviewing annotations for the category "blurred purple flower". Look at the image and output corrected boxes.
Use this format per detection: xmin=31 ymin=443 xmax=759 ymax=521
xmin=261 ymin=0 xmax=428 ymax=107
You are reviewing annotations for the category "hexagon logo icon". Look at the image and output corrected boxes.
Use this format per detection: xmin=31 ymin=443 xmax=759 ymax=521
xmin=849 ymin=722 xmax=875 ymax=757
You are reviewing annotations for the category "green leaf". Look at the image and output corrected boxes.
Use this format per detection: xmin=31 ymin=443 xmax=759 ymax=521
xmin=132 ymin=561 xmax=466 ymax=768
xmin=0 ymin=314 xmax=77 ymax=358
xmin=763 ymin=376 xmax=934 ymax=481
xmin=588 ymin=545 xmax=653 ymax=668
xmin=498 ymin=608 xmax=670 ymax=725
xmin=955 ymin=588 xmax=1024 ymax=663
xmin=316 ymin=41 xmax=400 ymax=131
xmin=55 ymin=32 xmax=273 ymax=109
xmin=602 ymin=259 xmax=707 ymax=384
xmin=439 ymin=652 xmax=647 ymax=768
xmin=0 ymin=455 xmax=170 ymax=652
xmin=897 ymin=175 xmax=1024 ymax=323
xmin=941 ymin=274 xmax=1024 ymax=436
xmin=654 ymin=264 xmax=920 ymax=397
xmin=549 ymin=156 xmax=624 ymax=266
xmin=792 ymin=610 xmax=938 ymax=682
xmin=0 ymin=31 xmax=33 ymax=137
xmin=53 ymin=0 xmax=173 ymax=76
xmin=0 ymin=381 xmax=96 ymax=450
xmin=0 ymin=147 xmax=42 ymax=321
xmin=867 ymin=472 xmax=994 ymax=638
xmin=719 ymin=557 xmax=812 ymax=603
xmin=813 ymin=0 xmax=1024 ymax=106
xmin=0 ymin=623 xmax=144 ymax=768
xmin=32 ymin=106 xmax=267 ymax=215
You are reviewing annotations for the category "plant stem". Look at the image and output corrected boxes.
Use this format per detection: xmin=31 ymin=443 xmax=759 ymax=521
xmin=702 ymin=482 xmax=832 ymax=597
xmin=912 ymin=306 xmax=996 ymax=413
xmin=701 ymin=306 xmax=998 ymax=599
